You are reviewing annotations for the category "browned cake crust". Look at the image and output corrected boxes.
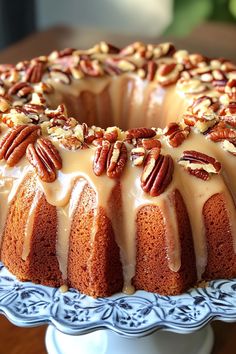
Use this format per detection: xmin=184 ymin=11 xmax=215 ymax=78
xmin=67 ymin=183 xmax=123 ymax=297
xmin=1 ymin=173 xmax=62 ymax=286
xmin=134 ymin=189 xmax=197 ymax=295
xmin=203 ymin=193 xmax=236 ymax=280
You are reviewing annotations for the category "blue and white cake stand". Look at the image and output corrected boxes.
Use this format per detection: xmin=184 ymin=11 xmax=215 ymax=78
xmin=0 ymin=262 xmax=236 ymax=354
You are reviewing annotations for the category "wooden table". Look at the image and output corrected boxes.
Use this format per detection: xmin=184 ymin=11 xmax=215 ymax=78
xmin=0 ymin=23 xmax=236 ymax=354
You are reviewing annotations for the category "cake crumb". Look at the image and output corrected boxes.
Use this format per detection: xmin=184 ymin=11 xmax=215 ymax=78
xmin=59 ymin=284 xmax=69 ymax=293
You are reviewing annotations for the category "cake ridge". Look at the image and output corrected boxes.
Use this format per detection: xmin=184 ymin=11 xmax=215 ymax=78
xmin=0 ymin=41 xmax=235 ymax=297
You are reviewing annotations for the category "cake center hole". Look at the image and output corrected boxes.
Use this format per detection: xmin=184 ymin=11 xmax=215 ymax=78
xmin=58 ymin=77 xmax=183 ymax=130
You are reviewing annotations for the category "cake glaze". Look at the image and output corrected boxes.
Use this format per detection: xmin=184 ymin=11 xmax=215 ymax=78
xmin=0 ymin=42 xmax=236 ymax=297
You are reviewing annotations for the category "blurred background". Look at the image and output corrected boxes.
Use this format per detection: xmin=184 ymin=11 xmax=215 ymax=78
xmin=0 ymin=0 xmax=235 ymax=58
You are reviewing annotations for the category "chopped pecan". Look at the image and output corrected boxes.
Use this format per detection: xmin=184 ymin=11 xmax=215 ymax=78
xmin=178 ymin=150 xmax=221 ymax=180
xmin=221 ymin=140 xmax=236 ymax=156
xmin=8 ymin=82 xmax=33 ymax=97
xmin=131 ymin=146 xmax=146 ymax=166
xmin=25 ymin=62 xmax=44 ymax=83
xmin=58 ymin=48 xmax=75 ymax=57
xmin=219 ymin=102 xmax=236 ymax=127
xmin=120 ymin=42 xmax=146 ymax=56
xmin=107 ymin=141 xmax=127 ymax=178
xmin=157 ymin=63 xmax=183 ymax=86
xmin=49 ymin=70 xmax=71 ymax=84
xmin=26 ymin=138 xmax=62 ymax=182
xmin=105 ymin=58 xmax=136 ymax=73
xmin=0 ymin=97 xmax=10 ymax=112
xmin=164 ymin=122 xmax=190 ymax=147
xmin=126 ymin=127 xmax=156 ymax=139
xmin=104 ymin=127 xmax=119 ymax=143
xmin=141 ymin=138 xmax=161 ymax=150
xmin=99 ymin=42 xmax=120 ymax=54
xmin=0 ymin=125 xmax=41 ymax=166
xmin=225 ymin=79 xmax=236 ymax=99
xmin=207 ymin=69 xmax=227 ymax=92
xmin=60 ymin=136 xmax=82 ymax=150
xmin=177 ymin=78 xmax=208 ymax=94
xmin=141 ymin=148 xmax=173 ymax=196
xmin=80 ymin=59 xmax=103 ymax=77
xmin=184 ymin=96 xmax=220 ymax=132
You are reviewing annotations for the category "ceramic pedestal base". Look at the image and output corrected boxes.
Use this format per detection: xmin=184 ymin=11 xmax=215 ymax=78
xmin=45 ymin=324 xmax=214 ymax=354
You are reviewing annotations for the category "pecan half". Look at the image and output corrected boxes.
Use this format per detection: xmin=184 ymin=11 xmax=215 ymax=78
xmin=178 ymin=150 xmax=221 ymax=180
xmin=25 ymin=62 xmax=44 ymax=83
xmin=225 ymin=79 xmax=236 ymax=99
xmin=26 ymin=137 xmax=62 ymax=182
xmin=157 ymin=63 xmax=183 ymax=86
xmin=8 ymin=82 xmax=33 ymax=97
xmin=0 ymin=125 xmax=41 ymax=166
xmin=141 ymin=148 xmax=174 ymax=196
xmin=126 ymin=127 xmax=156 ymax=139
xmin=164 ymin=122 xmax=190 ymax=147
xmin=141 ymin=61 xmax=158 ymax=81
xmin=107 ymin=141 xmax=127 ymax=178
xmin=207 ymin=126 xmax=236 ymax=144
xmin=93 ymin=140 xmax=127 ymax=178
xmin=93 ymin=140 xmax=111 ymax=176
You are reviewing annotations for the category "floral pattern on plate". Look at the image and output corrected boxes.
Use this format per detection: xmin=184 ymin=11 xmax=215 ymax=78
xmin=0 ymin=263 xmax=236 ymax=336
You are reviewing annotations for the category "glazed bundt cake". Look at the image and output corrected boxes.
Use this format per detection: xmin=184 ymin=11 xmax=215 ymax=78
xmin=0 ymin=42 xmax=236 ymax=297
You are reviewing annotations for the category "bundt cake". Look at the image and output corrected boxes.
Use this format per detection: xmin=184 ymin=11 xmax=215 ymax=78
xmin=0 ymin=42 xmax=236 ymax=297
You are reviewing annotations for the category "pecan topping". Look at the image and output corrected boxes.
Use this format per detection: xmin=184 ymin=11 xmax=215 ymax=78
xmin=26 ymin=138 xmax=62 ymax=182
xmin=177 ymin=78 xmax=207 ymax=94
xmin=80 ymin=59 xmax=103 ymax=77
xmin=131 ymin=147 xmax=146 ymax=166
xmin=49 ymin=70 xmax=71 ymax=84
xmin=0 ymin=125 xmax=41 ymax=166
xmin=25 ymin=62 xmax=44 ymax=83
xmin=157 ymin=63 xmax=183 ymax=86
xmin=8 ymin=82 xmax=33 ymax=97
xmin=93 ymin=140 xmax=127 ymax=178
xmin=107 ymin=141 xmax=127 ymax=178
xmin=141 ymin=138 xmax=161 ymax=150
xmin=164 ymin=122 xmax=190 ymax=147
xmin=141 ymin=148 xmax=174 ymax=196
xmin=207 ymin=126 xmax=236 ymax=144
xmin=178 ymin=150 xmax=221 ymax=180
xmin=184 ymin=96 xmax=220 ymax=132
xmin=225 ymin=79 xmax=236 ymax=99
xmin=126 ymin=127 xmax=156 ymax=139
xmin=93 ymin=140 xmax=111 ymax=176
xmin=99 ymin=42 xmax=120 ymax=54
xmin=142 ymin=61 xmax=158 ymax=81
xmin=104 ymin=127 xmax=119 ymax=143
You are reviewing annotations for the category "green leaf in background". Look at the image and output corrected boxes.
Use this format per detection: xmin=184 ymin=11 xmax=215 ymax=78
xmin=229 ymin=0 xmax=236 ymax=17
xmin=165 ymin=0 xmax=236 ymax=37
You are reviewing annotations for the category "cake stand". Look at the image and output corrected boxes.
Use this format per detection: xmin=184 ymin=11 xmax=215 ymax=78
xmin=1 ymin=262 xmax=236 ymax=354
